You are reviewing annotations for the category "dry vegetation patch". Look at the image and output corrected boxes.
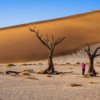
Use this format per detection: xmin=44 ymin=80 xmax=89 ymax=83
xmin=88 ymin=81 xmax=97 ymax=84
xmin=23 ymin=69 xmax=34 ymax=73
xmin=36 ymin=70 xmax=44 ymax=74
xmin=6 ymin=63 xmax=15 ymax=67
xmin=25 ymin=76 xmax=38 ymax=80
xmin=38 ymin=63 xmax=43 ymax=65
xmin=46 ymin=74 xmax=52 ymax=77
xmin=22 ymin=63 xmax=27 ymax=66
xmin=0 ymin=71 xmax=4 ymax=75
xmin=19 ymin=71 xmax=30 ymax=76
xmin=66 ymin=62 xmax=70 ymax=65
xmin=75 ymin=62 xmax=81 ymax=64
xmin=67 ymin=83 xmax=82 ymax=87
xmin=81 ymin=75 xmax=89 ymax=78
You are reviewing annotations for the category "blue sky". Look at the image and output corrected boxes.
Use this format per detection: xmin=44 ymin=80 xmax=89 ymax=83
xmin=0 ymin=0 xmax=100 ymax=28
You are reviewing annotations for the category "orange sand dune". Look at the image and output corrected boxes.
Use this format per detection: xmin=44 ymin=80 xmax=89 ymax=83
xmin=0 ymin=10 xmax=100 ymax=63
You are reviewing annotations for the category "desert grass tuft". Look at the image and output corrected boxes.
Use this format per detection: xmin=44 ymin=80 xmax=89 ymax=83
xmin=54 ymin=63 xmax=57 ymax=65
xmin=23 ymin=69 xmax=34 ymax=73
xmin=59 ymin=74 xmax=63 ymax=76
xmin=6 ymin=63 xmax=14 ymax=67
xmin=75 ymin=62 xmax=81 ymax=64
xmin=0 ymin=71 xmax=4 ymax=75
xmin=19 ymin=71 xmax=30 ymax=76
xmin=96 ymin=62 xmax=99 ymax=64
xmin=88 ymin=81 xmax=97 ymax=84
xmin=67 ymin=83 xmax=82 ymax=87
xmin=38 ymin=63 xmax=43 ymax=65
xmin=81 ymin=75 xmax=88 ymax=78
xmin=27 ymin=64 xmax=32 ymax=65
xmin=66 ymin=62 xmax=70 ymax=65
xmin=36 ymin=70 xmax=44 ymax=74
xmin=22 ymin=63 xmax=27 ymax=66
xmin=25 ymin=76 xmax=38 ymax=80
xmin=46 ymin=74 xmax=52 ymax=77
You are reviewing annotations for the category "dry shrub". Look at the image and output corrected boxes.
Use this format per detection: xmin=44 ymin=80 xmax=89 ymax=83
xmin=10 ymin=73 xmax=18 ymax=76
xmin=67 ymin=83 xmax=82 ymax=87
xmin=59 ymin=74 xmax=63 ymax=76
xmin=88 ymin=81 xmax=97 ymax=84
xmin=66 ymin=62 xmax=70 ymax=65
xmin=33 ymin=63 xmax=36 ymax=65
xmin=27 ymin=64 xmax=32 ymax=65
xmin=36 ymin=70 xmax=44 ymax=74
xmin=6 ymin=63 xmax=14 ymax=67
xmin=25 ymin=76 xmax=38 ymax=80
xmin=81 ymin=75 xmax=88 ymax=78
xmin=38 ymin=63 xmax=43 ymax=65
xmin=23 ymin=69 xmax=34 ymax=73
xmin=46 ymin=74 xmax=52 ymax=77
xmin=75 ymin=62 xmax=80 ymax=64
xmin=54 ymin=63 xmax=57 ymax=65
xmin=19 ymin=71 xmax=30 ymax=76
xmin=22 ymin=63 xmax=27 ymax=66
xmin=0 ymin=71 xmax=4 ymax=75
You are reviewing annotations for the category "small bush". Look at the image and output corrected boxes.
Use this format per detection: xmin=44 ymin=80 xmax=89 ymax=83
xmin=25 ymin=76 xmax=38 ymax=80
xmin=27 ymin=64 xmax=32 ymax=65
xmin=59 ymin=74 xmax=63 ymax=76
xmin=6 ymin=63 xmax=14 ymax=67
xmin=38 ymin=63 xmax=43 ymax=65
xmin=75 ymin=62 xmax=80 ymax=64
xmin=0 ymin=71 xmax=4 ymax=75
xmin=19 ymin=71 xmax=30 ymax=76
xmin=96 ymin=62 xmax=99 ymax=64
xmin=81 ymin=75 xmax=88 ymax=78
xmin=67 ymin=83 xmax=82 ymax=87
xmin=36 ymin=70 xmax=43 ymax=74
xmin=54 ymin=63 xmax=57 ymax=65
xmin=88 ymin=81 xmax=97 ymax=84
xmin=33 ymin=63 xmax=36 ymax=65
xmin=46 ymin=74 xmax=52 ymax=77
xmin=22 ymin=63 xmax=27 ymax=66
xmin=66 ymin=62 xmax=70 ymax=64
xmin=23 ymin=69 xmax=34 ymax=73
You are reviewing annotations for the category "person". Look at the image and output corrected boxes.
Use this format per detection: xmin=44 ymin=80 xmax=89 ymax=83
xmin=82 ymin=62 xmax=86 ymax=75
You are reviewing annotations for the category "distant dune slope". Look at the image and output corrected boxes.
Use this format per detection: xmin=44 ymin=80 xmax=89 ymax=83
xmin=0 ymin=10 xmax=100 ymax=63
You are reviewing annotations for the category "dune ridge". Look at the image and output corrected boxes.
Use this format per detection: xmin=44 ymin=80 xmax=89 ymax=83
xmin=0 ymin=10 xmax=100 ymax=63
xmin=0 ymin=10 xmax=100 ymax=30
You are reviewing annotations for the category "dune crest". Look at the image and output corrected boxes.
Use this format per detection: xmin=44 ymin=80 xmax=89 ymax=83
xmin=0 ymin=10 xmax=100 ymax=63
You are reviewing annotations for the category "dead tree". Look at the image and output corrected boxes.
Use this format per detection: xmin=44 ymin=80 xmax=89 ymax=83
xmin=29 ymin=27 xmax=65 ymax=74
xmin=84 ymin=43 xmax=100 ymax=76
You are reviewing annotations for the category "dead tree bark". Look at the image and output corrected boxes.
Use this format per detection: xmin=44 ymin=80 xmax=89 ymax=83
xmin=84 ymin=43 xmax=100 ymax=76
xmin=29 ymin=27 xmax=65 ymax=74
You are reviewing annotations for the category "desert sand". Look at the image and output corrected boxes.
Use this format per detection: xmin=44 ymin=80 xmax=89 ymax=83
xmin=0 ymin=10 xmax=100 ymax=63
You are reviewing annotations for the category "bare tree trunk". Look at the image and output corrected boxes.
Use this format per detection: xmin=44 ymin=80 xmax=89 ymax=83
xmin=88 ymin=57 xmax=96 ymax=76
xmin=43 ymin=50 xmax=55 ymax=74
xmin=29 ymin=27 xmax=65 ymax=74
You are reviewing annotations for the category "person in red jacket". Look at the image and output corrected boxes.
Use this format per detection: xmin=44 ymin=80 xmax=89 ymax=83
xmin=82 ymin=62 xmax=86 ymax=75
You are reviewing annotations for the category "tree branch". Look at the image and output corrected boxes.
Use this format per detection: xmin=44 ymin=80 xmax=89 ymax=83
xmin=29 ymin=28 xmax=50 ymax=50
xmin=93 ymin=47 xmax=100 ymax=56
xmin=94 ymin=54 xmax=100 ymax=57
xmin=55 ymin=37 xmax=65 ymax=45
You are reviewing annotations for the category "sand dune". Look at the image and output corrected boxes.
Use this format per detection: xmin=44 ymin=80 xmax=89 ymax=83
xmin=0 ymin=10 xmax=100 ymax=63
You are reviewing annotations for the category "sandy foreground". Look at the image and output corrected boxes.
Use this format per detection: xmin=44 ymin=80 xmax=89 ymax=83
xmin=0 ymin=60 xmax=100 ymax=100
